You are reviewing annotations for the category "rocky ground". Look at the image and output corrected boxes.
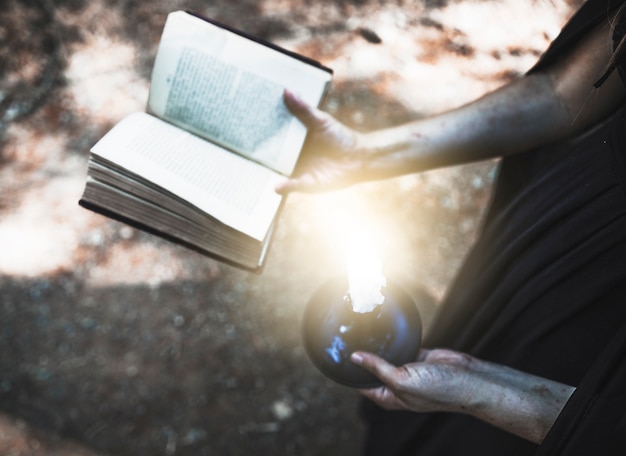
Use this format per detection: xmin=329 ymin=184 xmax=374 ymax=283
xmin=0 ymin=0 xmax=580 ymax=455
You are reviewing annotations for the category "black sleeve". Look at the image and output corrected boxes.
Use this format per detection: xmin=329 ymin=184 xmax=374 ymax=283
xmin=536 ymin=326 xmax=626 ymax=455
xmin=527 ymin=0 xmax=625 ymax=77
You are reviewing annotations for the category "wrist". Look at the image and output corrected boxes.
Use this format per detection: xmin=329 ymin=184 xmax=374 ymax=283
xmin=357 ymin=126 xmax=422 ymax=179
xmin=461 ymin=358 xmax=575 ymax=444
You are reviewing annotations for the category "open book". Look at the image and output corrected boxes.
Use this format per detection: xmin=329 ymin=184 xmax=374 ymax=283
xmin=79 ymin=11 xmax=332 ymax=271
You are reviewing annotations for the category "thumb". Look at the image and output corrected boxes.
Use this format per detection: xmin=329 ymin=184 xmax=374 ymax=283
xmin=351 ymin=351 xmax=398 ymax=383
xmin=283 ymin=89 xmax=326 ymax=129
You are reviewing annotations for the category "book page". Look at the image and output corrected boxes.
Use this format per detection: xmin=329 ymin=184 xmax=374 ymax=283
xmin=162 ymin=49 xmax=292 ymax=167
xmin=147 ymin=11 xmax=332 ymax=176
xmin=91 ymin=112 xmax=283 ymax=241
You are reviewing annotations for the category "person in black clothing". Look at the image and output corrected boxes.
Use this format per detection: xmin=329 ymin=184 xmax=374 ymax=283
xmin=276 ymin=1 xmax=626 ymax=454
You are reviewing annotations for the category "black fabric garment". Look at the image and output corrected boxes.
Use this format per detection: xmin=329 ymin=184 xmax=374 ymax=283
xmin=537 ymin=326 xmax=626 ymax=455
xmin=362 ymin=1 xmax=626 ymax=455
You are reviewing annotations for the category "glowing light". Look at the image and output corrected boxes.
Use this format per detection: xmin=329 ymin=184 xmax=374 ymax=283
xmin=346 ymin=233 xmax=387 ymax=313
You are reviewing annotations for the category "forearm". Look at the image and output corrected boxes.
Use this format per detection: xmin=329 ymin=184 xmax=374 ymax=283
xmin=359 ymin=21 xmax=626 ymax=179
xmin=360 ymin=73 xmax=570 ymax=176
xmin=461 ymin=358 xmax=575 ymax=444
xmin=354 ymin=349 xmax=575 ymax=444
xmin=278 ymin=15 xmax=626 ymax=194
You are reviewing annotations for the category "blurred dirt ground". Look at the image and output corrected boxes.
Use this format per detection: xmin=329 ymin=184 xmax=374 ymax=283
xmin=0 ymin=0 xmax=580 ymax=455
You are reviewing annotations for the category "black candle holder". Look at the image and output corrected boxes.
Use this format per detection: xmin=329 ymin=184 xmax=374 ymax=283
xmin=302 ymin=276 xmax=422 ymax=388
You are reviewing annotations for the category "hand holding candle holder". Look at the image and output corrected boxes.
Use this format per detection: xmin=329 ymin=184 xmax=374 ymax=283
xmin=302 ymin=276 xmax=422 ymax=388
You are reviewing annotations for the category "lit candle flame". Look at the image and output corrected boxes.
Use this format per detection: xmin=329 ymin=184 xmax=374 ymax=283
xmin=346 ymin=234 xmax=386 ymax=313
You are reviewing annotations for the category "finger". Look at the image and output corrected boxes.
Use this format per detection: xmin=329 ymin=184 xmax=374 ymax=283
xmin=351 ymin=351 xmax=398 ymax=383
xmin=357 ymin=386 xmax=391 ymax=403
xmin=283 ymin=89 xmax=327 ymax=128
xmin=274 ymin=174 xmax=321 ymax=194
xmin=274 ymin=178 xmax=301 ymax=195
xmin=274 ymin=179 xmax=292 ymax=195
xmin=416 ymin=348 xmax=433 ymax=363
xmin=355 ymin=385 xmax=404 ymax=410
xmin=274 ymin=177 xmax=300 ymax=194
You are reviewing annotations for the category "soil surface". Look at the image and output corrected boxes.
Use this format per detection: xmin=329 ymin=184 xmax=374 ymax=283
xmin=0 ymin=1 xmax=581 ymax=455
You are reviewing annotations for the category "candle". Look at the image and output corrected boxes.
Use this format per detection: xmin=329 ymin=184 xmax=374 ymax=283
xmin=346 ymin=235 xmax=387 ymax=314
xmin=302 ymin=234 xmax=423 ymax=388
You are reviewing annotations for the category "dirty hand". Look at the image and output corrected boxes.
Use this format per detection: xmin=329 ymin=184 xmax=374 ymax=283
xmin=351 ymin=348 xmax=575 ymax=444
xmin=275 ymin=90 xmax=368 ymax=194
xmin=351 ymin=349 xmax=477 ymax=413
